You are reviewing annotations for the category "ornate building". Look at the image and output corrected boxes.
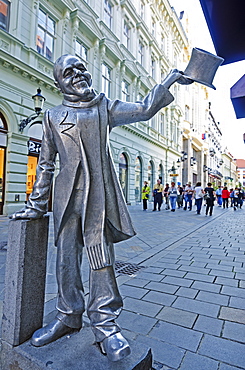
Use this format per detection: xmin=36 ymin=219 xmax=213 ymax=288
xmin=0 ymin=0 xmax=221 ymax=214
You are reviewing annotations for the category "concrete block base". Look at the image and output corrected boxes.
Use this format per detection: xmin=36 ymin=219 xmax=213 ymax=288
xmin=1 ymin=327 xmax=152 ymax=370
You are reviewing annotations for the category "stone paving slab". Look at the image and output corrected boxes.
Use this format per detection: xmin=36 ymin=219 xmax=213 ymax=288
xmin=1 ymin=205 xmax=245 ymax=369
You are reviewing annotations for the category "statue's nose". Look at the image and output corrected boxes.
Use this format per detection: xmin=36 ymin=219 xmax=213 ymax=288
xmin=74 ymin=68 xmax=82 ymax=76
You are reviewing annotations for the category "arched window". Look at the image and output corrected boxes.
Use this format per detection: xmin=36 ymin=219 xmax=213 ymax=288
xmin=0 ymin=113 xmax=8 ymax=214
xmin=119 ymin=153 xmax=128 ymax=201
xmin=158 ymin=163 xmax=163 ymax=184
xmin=135 ymin=156 xmax=142 ymax=203
xmin=148 ymin=160 xmax=154 ymax=189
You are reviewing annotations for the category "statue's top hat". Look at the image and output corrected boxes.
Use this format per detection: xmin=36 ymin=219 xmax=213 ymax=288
xmin=183 ymin=48 xmax=224 ymax=90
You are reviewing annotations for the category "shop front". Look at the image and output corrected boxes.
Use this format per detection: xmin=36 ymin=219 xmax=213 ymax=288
xmin=0 ymin=113 xmax=7 ymax=215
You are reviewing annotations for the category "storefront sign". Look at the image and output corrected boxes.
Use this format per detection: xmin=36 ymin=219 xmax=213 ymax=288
xmin=28 ymin=140 xmax=41 ymax=155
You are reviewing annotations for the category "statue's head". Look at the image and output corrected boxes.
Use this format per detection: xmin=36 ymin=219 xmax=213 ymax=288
xmin=53 ymin=54 xmax=93 ymax=100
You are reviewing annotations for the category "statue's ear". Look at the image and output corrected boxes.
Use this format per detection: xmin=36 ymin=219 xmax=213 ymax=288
xmin=54 ymin=80 xmax=61 ymax=91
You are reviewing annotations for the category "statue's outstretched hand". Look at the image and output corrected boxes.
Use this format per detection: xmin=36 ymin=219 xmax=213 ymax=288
xmin=175 ymin=69 xmax=194 ymax=85
xmin=162 ymin=69 xmax=193 ymax=88
xmin=9 ymin=208 xmax=44 ymax=220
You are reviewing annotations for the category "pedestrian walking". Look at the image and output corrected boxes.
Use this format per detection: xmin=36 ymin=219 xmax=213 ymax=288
xmin=177 ymin=183 xmax=184 ymax=208
xmin=168 ymin=182 xmax=178 ymax=212
xmin=233 ymin=187 xmax=239 ymax=210
xmin=152 ymin=179 xmax=164 ymax=211
xmin=141 ymin=181 xmax=150 ymax=211
xmin=194 ymin=182 xmax=204 ymax=214
xmin=183 ymin=182 xmax=194 ymax=211
xmin=163 ymin=183 xmax=170 ymax=210
xmin=204 ymin=182 xmax=215 ymax=216
xmin=222 ymin=186 xmax=230 ymax=208
xmin=215 ymin=185 xmax=222 ymax=206
xmin=229 ymin=188 xmax=234 ymax=207
xmin=238 ymin=188 xmax=244 ymax=209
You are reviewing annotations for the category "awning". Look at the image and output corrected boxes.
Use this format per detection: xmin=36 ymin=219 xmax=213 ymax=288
xmin=199 ymin=0 xmax=245 ymax=65
xmin=231 ymin=75 xmax=245 ymax=119
xmin=199 ymin=0 xmax=245 ymax=117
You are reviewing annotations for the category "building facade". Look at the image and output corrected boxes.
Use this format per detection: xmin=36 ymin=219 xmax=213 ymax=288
xmin=0 ymin=0 xmax=225 ymax=215
xmin=235 ymin=158 xmax=245 ymax=187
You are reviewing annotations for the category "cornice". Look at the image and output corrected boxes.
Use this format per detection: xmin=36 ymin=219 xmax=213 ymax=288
xmin=0 ymin=51 xmax=60 ymax=95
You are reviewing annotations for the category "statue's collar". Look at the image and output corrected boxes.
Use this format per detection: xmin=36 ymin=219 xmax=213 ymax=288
xmin=62 ymin=93 xmax=104 ymax=108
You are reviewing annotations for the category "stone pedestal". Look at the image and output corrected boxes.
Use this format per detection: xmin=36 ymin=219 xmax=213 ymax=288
xmin=1 ymin=216 xmax=49 ymax=346
xmin=1 ymin=326 xmax=152 ymax=370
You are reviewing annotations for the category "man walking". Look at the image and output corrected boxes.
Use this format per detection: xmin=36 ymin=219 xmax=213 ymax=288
xmin=152 ymin=179 xmax=164 ymax=211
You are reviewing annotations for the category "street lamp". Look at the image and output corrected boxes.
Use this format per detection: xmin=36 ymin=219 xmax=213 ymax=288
xmin=190 ymin=157 xmax=196 ymax=166
xmin=181 ymin=151 xmax=188 ymax=161
xmin=168 ymin=165 xmax=176 ymax=173
xmin=19 ymin=88 xmax=46 ymax=133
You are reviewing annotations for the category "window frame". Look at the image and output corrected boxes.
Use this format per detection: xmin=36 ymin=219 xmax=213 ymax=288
xmin=121 ymin=80 xmax=130 ymax=102
xmin=75 ymin=40 xmax=88 ymax=66
xmin=0 ymin=0 xmax=10 ymax=32
xmin=104 ymin=0 xmax=112 ymax=29
xmin=138 ymin=40 xmax=144 ymax=65
xmin=101 ymin=63 xmax=111 ymax=98
xmin=36 ymin=8 xmax=55 ymax=61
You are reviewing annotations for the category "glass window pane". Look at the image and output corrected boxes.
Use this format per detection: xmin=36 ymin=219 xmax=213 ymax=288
xmin=38 ymin=9 xmax=46 ymax=28
xmin=45 ymin=33 xmax=53 ymax=60
xmin=36 ymin=27 xmax=45 ymax=55
xmin=0 ymin=0 xmax=9 ymax=31
xmin=75 ymin=40 xmax=80 ymax=55
xmin=81 ymin=45 xmax=87 ymax=61
xmin=47 ymin=16 xmax=55 ymax=35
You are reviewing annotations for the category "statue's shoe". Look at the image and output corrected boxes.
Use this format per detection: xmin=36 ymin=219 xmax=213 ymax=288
xmin=99 ymin=332 xmax=131 ymax=362
xmin=31 ymin=319 xmax=77 ymax=347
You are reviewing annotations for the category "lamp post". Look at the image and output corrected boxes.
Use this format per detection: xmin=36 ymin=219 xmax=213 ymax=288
xmin=19 ymin=88 xmax=46 ymax=133
xmin=190 ymin=156 xmax=196 ymax=166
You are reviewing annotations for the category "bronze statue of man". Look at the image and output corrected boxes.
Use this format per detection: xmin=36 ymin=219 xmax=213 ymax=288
xmin=11 ymin=54 xmax=192 ymax=361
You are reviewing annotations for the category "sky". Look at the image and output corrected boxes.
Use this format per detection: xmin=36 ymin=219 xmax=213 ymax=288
xmin=170 ymin=0 xmax=245 ymax=160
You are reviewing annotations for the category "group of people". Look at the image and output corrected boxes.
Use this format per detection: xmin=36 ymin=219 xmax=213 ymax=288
xmin=215 ymin=185 xmax=244 ymax=210
xmin=141 ymin=180 xmax=245 ymax=215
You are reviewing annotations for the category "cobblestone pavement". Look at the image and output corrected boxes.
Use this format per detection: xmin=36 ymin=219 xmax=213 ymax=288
xmin=0 ymin=202 xmax=245 ymax=369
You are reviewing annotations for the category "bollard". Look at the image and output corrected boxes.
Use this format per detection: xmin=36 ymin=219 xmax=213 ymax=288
xmin=2 ymin=216 xmax=49 ymax=346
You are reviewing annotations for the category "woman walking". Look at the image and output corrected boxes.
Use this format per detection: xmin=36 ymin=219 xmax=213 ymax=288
xmin=142 ymin=181 xmax=150 ymax=211
xmin=204 ymin=182 xmax=216 ymax=216
xmin=168 ymin=182 xmax=178 ymax=212
xmin=222 ymin=186 xmax=230 ymax=208
xmin=194 ymin=182 xmax=204 ymax=215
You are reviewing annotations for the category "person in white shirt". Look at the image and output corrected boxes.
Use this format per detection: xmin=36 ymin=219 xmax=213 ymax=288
xmin=194 ymin=182 xmax=204 ymax=215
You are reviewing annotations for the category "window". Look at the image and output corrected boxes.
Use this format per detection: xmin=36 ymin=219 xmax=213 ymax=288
xmin=140 ymin=1 xmax=145 ymax=20
xmin=161 ymin=34 xmax=165 ymax=52
xmin=0 ymin=0 xmax=10 ymax=31
xmin=119 ymin=153 xmax=128 ymax=201
xmin=36 ymin=9 xmax=55 ymax=61
xmin=138 ymin=40 xmax=144 ymax=65
xmin=185 ymin=105 xmax=190 ymax=121
xmin=121 ymin=81 xmax=130 ymax=102
xmin=75 ymin=41 xmax=88 ymax=64
xmin=101 ymin=64 xmax=111 ymax=97
xmin=104 ymin=0 xmax=112 ymax=29
xmin=160 ymin=113 xmax=165 ymax=135
xmin=152 ymin=19 xmax=156 ymax=37
xmin=151 ymin=117 xmax=156 ymax=130
xmin=123 ymin=20 xmax=130 ymax=49
xmin=151 ymin=58 xmax=156 ymax=79
xmin=161 ymin=70 xmax=166 ymax=82
xmin=135 ymin=157 xmax=142 ymax=203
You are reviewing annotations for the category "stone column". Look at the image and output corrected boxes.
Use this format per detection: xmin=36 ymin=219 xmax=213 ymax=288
xmin=2 ymin=216 xmax=49 ymax=346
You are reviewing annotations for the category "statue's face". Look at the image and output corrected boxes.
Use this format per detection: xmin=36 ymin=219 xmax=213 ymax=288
xmin=54 ymin=56 xmax=92 ymax=96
